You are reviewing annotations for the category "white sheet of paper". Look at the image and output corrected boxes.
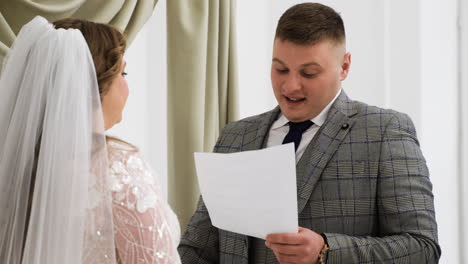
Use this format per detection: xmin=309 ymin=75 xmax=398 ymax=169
xmin=194 ymin=143 xmax=298 ymax=239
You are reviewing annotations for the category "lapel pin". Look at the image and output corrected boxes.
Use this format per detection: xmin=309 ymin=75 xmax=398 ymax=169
xmin=341 ymin=123 xmax=349 ymax=129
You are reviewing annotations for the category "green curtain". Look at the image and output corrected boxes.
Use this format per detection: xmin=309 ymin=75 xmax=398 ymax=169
xmin=0 ymin=0 xmax=158 ymax=58
xmin=167 ymin=0 xmax=239 ymax=231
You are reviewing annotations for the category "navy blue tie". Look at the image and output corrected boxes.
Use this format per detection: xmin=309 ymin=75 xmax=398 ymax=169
xmin=282 ymin=120 xmax=314 ymax=151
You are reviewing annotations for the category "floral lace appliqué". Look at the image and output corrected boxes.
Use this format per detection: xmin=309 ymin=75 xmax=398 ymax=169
xmin=107 ymin=141 xmax=181 ymax=264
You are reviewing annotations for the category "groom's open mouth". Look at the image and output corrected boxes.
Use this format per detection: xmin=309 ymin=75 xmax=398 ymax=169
xmin=284 ymin=96 xmax=306 ymax=105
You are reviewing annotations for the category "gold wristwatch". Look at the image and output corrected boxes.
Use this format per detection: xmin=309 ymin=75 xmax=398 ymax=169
xmin=318 ymin=234 xmax=329 ymax=264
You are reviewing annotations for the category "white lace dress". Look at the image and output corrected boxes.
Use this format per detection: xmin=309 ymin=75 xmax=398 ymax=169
xmin=107 ymin=140 xmax=181 ymax=264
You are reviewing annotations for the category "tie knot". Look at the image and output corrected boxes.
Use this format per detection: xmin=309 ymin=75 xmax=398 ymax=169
xmin=288 ymin=120 xmax=313 ymax=134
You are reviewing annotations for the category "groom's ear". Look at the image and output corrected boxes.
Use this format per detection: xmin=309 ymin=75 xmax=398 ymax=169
xmin=340 ymin=52 xmax=351 ymax=81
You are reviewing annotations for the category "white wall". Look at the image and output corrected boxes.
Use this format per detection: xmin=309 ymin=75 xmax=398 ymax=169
xmin=460 ymin=0 xmax=468 ymax=261
xmin=420 ymin=1 xmax=460 ymax=263
xmin=237 ymin=0 xmax=462 ymax=263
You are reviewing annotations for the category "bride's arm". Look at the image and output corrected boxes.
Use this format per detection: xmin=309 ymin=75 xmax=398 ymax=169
xmin=108 ymin=146 xmax=181 ymax=264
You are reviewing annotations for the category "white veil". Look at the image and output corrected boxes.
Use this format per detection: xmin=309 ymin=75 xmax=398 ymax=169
xmin=0 ymin=17 xmax=117 ymax=264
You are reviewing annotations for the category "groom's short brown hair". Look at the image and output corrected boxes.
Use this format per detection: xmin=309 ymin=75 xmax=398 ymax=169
xmin=275 ymin=3 xmax=346 ymax=45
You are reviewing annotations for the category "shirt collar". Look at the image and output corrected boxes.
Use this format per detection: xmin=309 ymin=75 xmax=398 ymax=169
xmin=271 ymin=114 xmax=290 ymax=129
xmin=272 ymin=89 xmax=342 ymax=130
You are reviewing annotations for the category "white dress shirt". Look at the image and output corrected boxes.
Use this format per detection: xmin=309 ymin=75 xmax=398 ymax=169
xmin=266 ymin=89 xmax=342 ymax=162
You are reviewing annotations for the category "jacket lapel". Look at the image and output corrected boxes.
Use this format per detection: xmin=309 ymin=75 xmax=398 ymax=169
xmin=296 ymin=91 xmax=357 ymax=214
xmin=239 ymin=107 xmax=280 ymax=151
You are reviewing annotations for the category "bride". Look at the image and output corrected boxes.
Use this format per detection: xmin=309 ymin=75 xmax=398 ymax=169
xmin=0 ymin=16 xmax=181 ymax=264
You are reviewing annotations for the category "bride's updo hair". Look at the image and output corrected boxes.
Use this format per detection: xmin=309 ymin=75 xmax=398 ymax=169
xmin=53 ymin=18 xmax=135 ymax=150
xmin=53 ymin=18 xmax=127 ymax=97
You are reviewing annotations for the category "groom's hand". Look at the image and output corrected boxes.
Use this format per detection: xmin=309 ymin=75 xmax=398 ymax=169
xmin=265 ymin=227 xmax=324 ymax=264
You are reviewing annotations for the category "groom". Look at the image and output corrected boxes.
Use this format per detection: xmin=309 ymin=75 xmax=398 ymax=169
xmin=178 ymin=3 xmax=441 ymax=263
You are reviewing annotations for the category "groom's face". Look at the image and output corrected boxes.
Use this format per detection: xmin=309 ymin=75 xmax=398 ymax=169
xmin=271 ymin=39 xmax=351 ymax=122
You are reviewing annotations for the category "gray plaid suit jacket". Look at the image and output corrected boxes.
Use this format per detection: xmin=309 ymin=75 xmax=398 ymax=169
xmin=178 ymin=91 xmax=441 ymax=263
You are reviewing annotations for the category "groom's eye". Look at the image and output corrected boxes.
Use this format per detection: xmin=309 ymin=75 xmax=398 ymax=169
xmin=276 ymin=68 xmax=289 ymax=74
